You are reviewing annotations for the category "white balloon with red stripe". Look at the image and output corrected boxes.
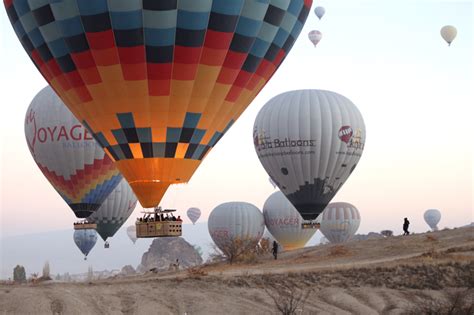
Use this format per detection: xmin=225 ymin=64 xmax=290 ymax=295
xmin=319 ymin=202 xmax=361 ymax=243
xmin=187 ymin=207 xmax=201 ymax=225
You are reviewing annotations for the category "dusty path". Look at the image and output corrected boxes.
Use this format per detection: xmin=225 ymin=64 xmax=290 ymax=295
xmin=1 ymin=227 xmax=473 ymax=315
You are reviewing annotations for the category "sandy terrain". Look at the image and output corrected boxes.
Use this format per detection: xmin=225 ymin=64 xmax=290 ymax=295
xmin=1 ymin=226 xmax=473 ymax=314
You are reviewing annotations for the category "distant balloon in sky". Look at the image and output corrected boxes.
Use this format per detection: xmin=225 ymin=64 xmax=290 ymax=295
xmin=4 ymin=0 xmax=313 ymax=210
xmin=187 ymin=208 xmax=201 ymax=225
xmin=73 ymin=229 xmax=97 ymax=260
xmin=308 ymin=30 xmax=323 ymax=47
xmin=254 ymin=90 xmax=366 ymax=221
xmin=126 ymin=225 xmax=137 ymax=244
xmin=424 ymin=209 xmax=441 ymax=231
xmin=314 ymin=6 xmax=326 ymax=20
xmin=440 ymin=25 xmax=457 ymax=46
xmin=319 ymin=202 xmax=361 ymax=243
xmin=263 ymin=191 xmax=316 ymax=250
xmin=25 ymin=87 xmax=121 ymax=218
xmin=88 ymin=179 xmax=138 ymax=242
xmin=208 ymin=202 xmax=264 ymax=254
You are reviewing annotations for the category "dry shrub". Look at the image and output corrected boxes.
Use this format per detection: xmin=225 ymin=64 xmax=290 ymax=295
xmin=258 ymin=237 xmax=272 ymax=254
xmin=211 ymin=235 xmax=260 ymax=264
xmin=264 ymin=283 xmax=312 ymax=315
xmin=406 ymin=289 xmax=474 ymax=315
xmin=186 ymin=267 xmax=208 ymax=279
xmin=425 ymin=235 xmax=438 ymax=242
xmin=328 ymin=245 xmax=350 ymax=257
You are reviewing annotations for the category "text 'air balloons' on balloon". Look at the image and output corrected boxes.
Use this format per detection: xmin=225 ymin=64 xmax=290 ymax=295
xmin=73 ymin=229 xmax=98 ymax=260
xmin=440 ymin=25 xmax=457 ymax=46
xmin=319 ymin=202 xmax=361 ymax=243
xmin=208 ymin=202 xmax=265 ymax=254
xmin=88 ymin=179 xmax=138 ymax=243
xmin=126 ymin=225 xmax=137 ymax=244
xmin=187 ymin=207 xmax=201 ymax=225
xmin=424 ymin=209 xmax=441 ymax=231
xmin=308 ymin=30 xmax=323 ymax=47
xmin=25 ymin=87 xmax=122 ymax=218
xmin=314 ymin=6 xmax=325 ymax=20
xmin=254 ymin=90 xmax=366 ymax=222
xmin=5 ymin=0 xmax=313 ymax=209
xmin=263 ymin=191 xmax=316 ymax=250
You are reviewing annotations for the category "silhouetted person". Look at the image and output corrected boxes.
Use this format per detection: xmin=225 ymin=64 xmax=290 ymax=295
xmin=272 ymin=240 xmax=279 ymax=260
xmin=177 ymin=216 xmax=182 ymax=221
xmin=403 ymin=217 xmax=410 ymax=235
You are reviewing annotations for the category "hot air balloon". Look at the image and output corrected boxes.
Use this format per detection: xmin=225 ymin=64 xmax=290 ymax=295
xmin=25 ymin=87 xmax=122 ymax=218
xmin=440 ymin=25 xmax=457 ymax=46
xmin=5 ymin=0 xmax=313 ymax=210
xmin=187 ymin=207 xmax=201 ymax=225
xmin=314 ymin=6 xmax=325 ymax=20
xmin=208 ymin=202 xmax=264 ymax=258
xmin=254 ymin=90 xmax=366 ymax=223
xmin=308 ymin=30 xmax=322 ymax=47
xmin=88 ymin=179 xmax=138 ymax=246
xmin=263 ymin=191 xmax=316 ymax=250
xmin=424 ymin=209 xmax=441 ymax=231
xmin=126 ymin=225 xmax=137 ymax=244
xmin=73 ymin=229 xmax=98 ymax=260
xmin=319 ymin=202 xmax=361 ymax=243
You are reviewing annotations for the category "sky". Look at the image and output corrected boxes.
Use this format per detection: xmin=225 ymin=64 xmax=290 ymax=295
xmin=0 ymin=0 xmax=472 ymax=240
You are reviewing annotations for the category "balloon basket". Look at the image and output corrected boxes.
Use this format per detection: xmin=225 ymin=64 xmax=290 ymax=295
xmin=73 ymin=222 xmax=97 ymax=230
xmin=301 ymin=222 xmax=321 ymax=229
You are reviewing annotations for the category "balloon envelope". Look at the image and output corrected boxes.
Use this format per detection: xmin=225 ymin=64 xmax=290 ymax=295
xmin=440 ymin=25 xmax=457 ymax=45
xmin=25 ymin=87 xmax=122 ymax=218
xmin=5 ymin=0 xmax=313 ymax=208
xmin=208 ymin=202 xmax=264 ymax=253
xmin=187 ymin=207 xmax=201 ymax=225
xmin=424 ymin=209 xmax=441 ymax=231
xmin=308 ymin=30 xmax=322 ymax=47
xmin=73 ymin=229 xmax=98 ymax=259
xmin=314 ymin=6 xmax=325 ymax=20
xmin=319 ymin=202 xmax=361 ymax=243
xmin=263 ymin=191 xmax=316 ymax=250
xmin=88 ymin=179 xmax=138 ymax=241
xmin=126 ymin=225 xmax=137 ymax=244
xmin=254 ymin=90 xmax=366 ymax=220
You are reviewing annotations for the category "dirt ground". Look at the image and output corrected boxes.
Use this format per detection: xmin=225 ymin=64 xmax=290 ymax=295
xmin=1 ymin=226 xmax=473 ymax=315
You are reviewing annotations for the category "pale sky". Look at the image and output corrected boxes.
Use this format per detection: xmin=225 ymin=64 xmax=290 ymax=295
xmin=0 ymin=1 xmax=472 ymax=239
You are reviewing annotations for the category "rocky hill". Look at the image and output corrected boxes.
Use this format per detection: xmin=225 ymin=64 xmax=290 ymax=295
xmin=137 ymin=237 xmax=203 ymax=273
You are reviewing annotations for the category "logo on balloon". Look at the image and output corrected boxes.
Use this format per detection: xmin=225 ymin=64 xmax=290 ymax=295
xmin=338 ymin=126 xmax=353 ymax=143
xmin=25 ymin=109 xmax=37 ymax=155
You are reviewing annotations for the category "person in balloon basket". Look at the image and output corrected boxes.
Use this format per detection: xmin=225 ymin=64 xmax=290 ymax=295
xmin=272 ymin=241 xmax=279 ymax=260
xmin=403 ymin=218 xmax=410 ymax=235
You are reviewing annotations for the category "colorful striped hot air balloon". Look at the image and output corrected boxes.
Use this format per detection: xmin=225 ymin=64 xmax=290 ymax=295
xmin=187 ymin=207 xmax=201 ymax=225
xmin=5 ymin=0 xmax=313 ymax=209
xmin=25 ymin=86 xmax=122 ymax=218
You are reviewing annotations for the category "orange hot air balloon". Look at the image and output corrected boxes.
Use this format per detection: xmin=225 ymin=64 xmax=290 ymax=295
xmin=4 ymin=0 xmax=312 ymax=208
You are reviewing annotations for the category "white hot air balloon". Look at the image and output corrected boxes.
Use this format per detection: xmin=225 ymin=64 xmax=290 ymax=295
xmin=319 ymin=202 xmax=361 ymax=243
xmin=187 ymin=207 xmax=202 ymax=225
xmin=263 ymin=191 xmax=316 ymax=250
xmin=126 ymin=225 xmax=137 ymax=244
xmin=254 ymin=90 xmax=366 ymax=223
xmin=88 ymin=179 xmax=138 ymax=244
xmin=440 ymin=25 xmax=457 ymax=46
xmin=308 ymin=30 xmax=322 ymax=47
xmin=208 ymin=202 xmax=265 ymax=258
xmin=424 ymin=209 xmax=441 ymax=231
xmin=314 ymin=6 xmax=325 ymax=20
xmin=73 ymin=229 xmax=98 ymax=260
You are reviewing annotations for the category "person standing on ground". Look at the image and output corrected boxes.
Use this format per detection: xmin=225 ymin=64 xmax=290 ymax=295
xmin=272 ymin=240 xmax=279 ymax=260
xmin=403 ymin=218 xmax=410 ymax=235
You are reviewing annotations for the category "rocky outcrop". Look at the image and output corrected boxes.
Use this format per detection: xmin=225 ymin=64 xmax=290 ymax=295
xmin=352 ymin=232 xmax=385 ymax=241
xmin=137 ymin=237 xmax=203 ymax=273
xmin=13 ymin=265 xmax=26 ymax=283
